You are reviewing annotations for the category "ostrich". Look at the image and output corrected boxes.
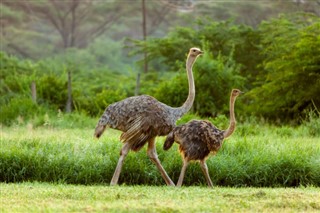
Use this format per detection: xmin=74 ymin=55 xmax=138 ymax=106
xmin=94 ymin=47 xmax=203 ymax=186
xmin=163 ymin=89 xmax=243 ymax=187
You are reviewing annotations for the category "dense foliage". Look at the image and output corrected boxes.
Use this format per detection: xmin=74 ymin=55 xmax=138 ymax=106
xmin=0 ymin=50 xmax=133 ymax=125
xmin=1 ymin=13 xmax=319 ymax=125
xmin=3 ymin=1 xmax=319 ymax=59
xmin=248 ymin=14 xmax=320 ymax=120
xmin=135 ymin=13 xmax=320 ymax=121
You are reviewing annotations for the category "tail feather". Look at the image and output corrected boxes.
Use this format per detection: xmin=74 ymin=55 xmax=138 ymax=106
xmin=163 ymin=131 xmax=175 ymax=150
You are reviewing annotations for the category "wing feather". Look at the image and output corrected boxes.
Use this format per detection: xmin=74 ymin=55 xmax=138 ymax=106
xmin=120 ymin=115 xmax=143 ymax=142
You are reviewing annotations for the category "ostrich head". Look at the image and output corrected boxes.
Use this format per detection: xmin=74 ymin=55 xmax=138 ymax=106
xmin=94 ymin=120 xmax=108 ymax=138
xmin=231 ymin=89 xmax=244 ymax=97
xmin=188 ymin=47 xmax=203 ymax=58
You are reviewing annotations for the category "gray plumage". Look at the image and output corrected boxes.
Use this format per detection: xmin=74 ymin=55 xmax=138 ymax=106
xmin=94 ymin=47 xmax=203 ymax=186
xmin=96 ymin=95 xmax=183 ymax=151
xmin=163 ymin=89 xmax=243 ymax=187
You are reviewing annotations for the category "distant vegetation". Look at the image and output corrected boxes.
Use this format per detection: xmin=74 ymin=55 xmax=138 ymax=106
xmin=1 ymin=12 xmax=319 ymax=126
xmin=135 ymin=13 xmax=320 ymax=121
xmin=1 ymin=1 xmax=320 ymax=126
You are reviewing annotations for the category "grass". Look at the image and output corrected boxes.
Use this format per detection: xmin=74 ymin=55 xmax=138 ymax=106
xmin=0 ymin=122 xmax=319 ymax=186
xmin=0 ymin=115 xmax=319 ymax=212
xmin=0 ymin=182 xmax=319 ymax=213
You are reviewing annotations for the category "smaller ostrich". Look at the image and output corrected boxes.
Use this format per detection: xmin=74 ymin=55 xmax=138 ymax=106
xmin=163 ymin=89 xmax=243 ymax=187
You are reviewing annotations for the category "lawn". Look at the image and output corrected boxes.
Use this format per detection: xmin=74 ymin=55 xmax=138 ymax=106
xmin=1 ymin=182 xmax=319 ymax=212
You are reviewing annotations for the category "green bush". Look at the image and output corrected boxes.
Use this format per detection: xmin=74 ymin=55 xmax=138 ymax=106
xmin=300 ymin=110 xmax=320 ymax=137
xmin=154 ymin=50 xmax=245 ymax=117
xmin=93 ymin=89 xmax=127 ymax=115
xmin=0 ymin=52 xmax=37 ymax=106
xmin=246 ymin=14 xmax=320 ymax=121
xmin=154 ymin=72 xmax=189 ymax=109
xmin=0 ymin=96 xmax=46 ymax=126
xmin=36 ymin=74 xmax=68 ymax=109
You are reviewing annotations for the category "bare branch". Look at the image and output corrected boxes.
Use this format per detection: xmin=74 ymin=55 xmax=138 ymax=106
xmin=7 ymin=43 xmax=33 ymax=59
xmin=147 ymin=4 xmax=171 ymax=35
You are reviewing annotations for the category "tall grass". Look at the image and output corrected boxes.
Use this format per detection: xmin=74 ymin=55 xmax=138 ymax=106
xmin=1 ymin=115 xmax=319 ymax=186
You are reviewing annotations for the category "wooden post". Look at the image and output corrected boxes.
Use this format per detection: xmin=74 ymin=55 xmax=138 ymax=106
xmin=66 ymin=70 xmax=72 ymax=113
xmin=31 ymin=81 xmax=37 ymax=103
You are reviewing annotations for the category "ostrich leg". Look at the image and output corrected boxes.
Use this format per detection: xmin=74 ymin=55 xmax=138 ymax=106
xmin=147 ymin=137 xmax=175 ymax=186
xmin=177 ymin=158 xmax=189 ymax=187
xmin=200 ymin=160 xmax=213 ymax=187
xmin=110 ymin=142 xmax=131 ymax=185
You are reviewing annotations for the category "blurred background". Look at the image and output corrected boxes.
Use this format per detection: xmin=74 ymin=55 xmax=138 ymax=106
xmin=1 ymin=0 xmax=319 ymax=126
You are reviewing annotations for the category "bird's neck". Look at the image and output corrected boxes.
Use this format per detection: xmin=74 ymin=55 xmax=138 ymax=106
xmin=178 ymin=55 xmax=196 ymax=116
xmin=223 ymin=95 xmax=237 ymax=138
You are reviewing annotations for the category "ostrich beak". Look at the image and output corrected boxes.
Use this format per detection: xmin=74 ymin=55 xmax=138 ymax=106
xmin=94 ymin=124 xmax=106 ymax=138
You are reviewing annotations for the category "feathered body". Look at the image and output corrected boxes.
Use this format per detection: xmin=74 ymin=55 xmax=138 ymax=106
xmin=97 ymin=95 xmax=184 ymax=151
xmin=94 ymin=47 xmax=203 ymax=186
xmin=163 ymin=89 xmax=243 ymax=187
xmin=164 ymin=120 xmax=225 ymax=160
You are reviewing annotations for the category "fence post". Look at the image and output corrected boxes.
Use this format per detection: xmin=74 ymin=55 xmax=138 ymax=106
xmin=66 ymin=70 xmax=72 ymax=113
xmin=31 ymin=81 xmax=37 ymax=103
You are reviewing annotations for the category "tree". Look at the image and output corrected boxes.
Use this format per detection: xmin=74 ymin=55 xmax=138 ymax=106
xmin=1 ymin=0 xmax=125 ymax=57
xmin=1 ymin=0 xmax=128 ymax=112
xmin=247 ymin=13 xmax=320 ymax=121
xmin=131 ymin=19 xmax=262 ymax=89
xmin=135 ymin=0 xmax=195 ymax=94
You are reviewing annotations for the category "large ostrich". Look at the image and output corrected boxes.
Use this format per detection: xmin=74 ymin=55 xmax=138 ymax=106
xmin=163 ymin=89 xmax=243 ymax=187
xmin=94 ymin=47 xmax=203 ymax=186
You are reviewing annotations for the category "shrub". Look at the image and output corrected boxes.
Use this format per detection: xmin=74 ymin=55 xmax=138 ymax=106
xmin=36 ymin=74 xmax=68 ymax=110
xmin=300 ymin=110 xmax=320 ymax=137
xmin=154 ymin=50 xmax=245 ymax=117
xmin=0 ymin=96 xmax=46 ymax=126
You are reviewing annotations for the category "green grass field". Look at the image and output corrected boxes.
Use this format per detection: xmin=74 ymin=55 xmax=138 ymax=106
xmin=1 ymin=182 xmax=319 ymax=213
xmin=0 ymin=119 xmax=319 ymax=212
xmin=1 ymin=124 xmax=319 ymax=186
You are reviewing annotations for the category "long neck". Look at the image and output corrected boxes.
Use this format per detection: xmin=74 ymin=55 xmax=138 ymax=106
xmin=223 ymin=95 xmax=237 ymax=138
xmin=177 ymin=55 xmax=196 ymax=116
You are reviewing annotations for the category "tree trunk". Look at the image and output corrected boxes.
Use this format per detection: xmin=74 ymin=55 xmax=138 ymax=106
xmin=142 ymin=0 xmax=148 ymax=73
xmin=66 ymin=70 xmax=72 ymax=113
xmin=135 ymin=0 xmax=147 ymax=95
xmin=70 ymin=0 xmax=78 ymax=47
xmin=135 ymin=72 xmax=141 ymax=96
